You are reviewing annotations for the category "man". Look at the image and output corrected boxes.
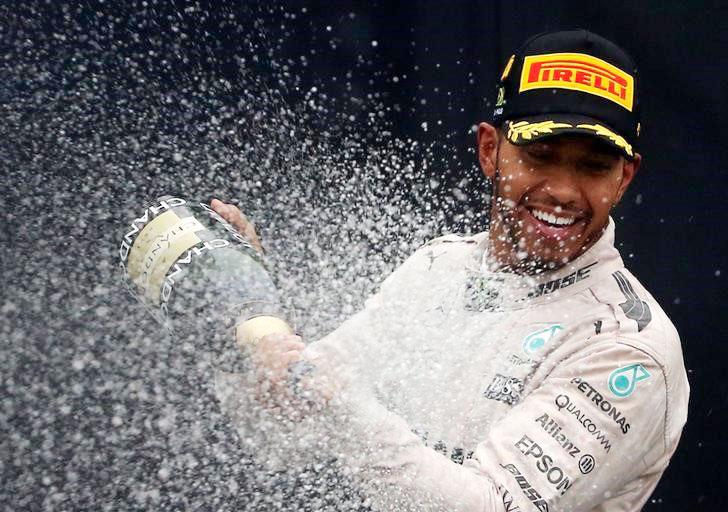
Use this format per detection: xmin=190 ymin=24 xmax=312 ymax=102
xmin=213 ymin=30 xmax=688 ymax=511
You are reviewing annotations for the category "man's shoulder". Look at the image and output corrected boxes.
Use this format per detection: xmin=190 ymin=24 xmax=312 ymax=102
xmin=591 ymin=267 xmax=690 ymax=453
xmin=422 ymin=231 xmax=489 ymax=248
xmin=586 ymin=266 xmax=685 ymax=380
xmin=406 ymin=231 xmax=488 ymax=269
xmin=377 ymin=232 xmax=486 ymax=290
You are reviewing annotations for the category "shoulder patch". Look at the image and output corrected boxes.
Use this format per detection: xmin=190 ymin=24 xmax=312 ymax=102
xmin=612 ymin=271 xmax=652 ymax=332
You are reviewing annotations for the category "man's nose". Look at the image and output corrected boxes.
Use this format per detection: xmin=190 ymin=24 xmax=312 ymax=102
xmin=542 ymin=168 xmax=583 ymax=206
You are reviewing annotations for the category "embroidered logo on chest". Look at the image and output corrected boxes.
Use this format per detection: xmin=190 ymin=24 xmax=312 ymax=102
xmin=522 ymin=324 xmax=564 ymax=355
xmin=484 ymin=374 xmax=524 ymax=405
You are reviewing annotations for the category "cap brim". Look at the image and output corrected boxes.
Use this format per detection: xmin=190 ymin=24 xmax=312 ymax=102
xmin=504 ymin=114 xmax=635 ymax=160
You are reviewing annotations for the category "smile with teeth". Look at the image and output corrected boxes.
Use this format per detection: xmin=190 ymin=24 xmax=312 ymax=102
xmin=528 ymin=207 xmax=577 ymax=227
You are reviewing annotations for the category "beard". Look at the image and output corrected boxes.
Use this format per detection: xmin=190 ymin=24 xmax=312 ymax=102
xmin=489 ymin=174 xmax=564 ymax=275
xmin=491 ymin=198 xmax=553 ymax=275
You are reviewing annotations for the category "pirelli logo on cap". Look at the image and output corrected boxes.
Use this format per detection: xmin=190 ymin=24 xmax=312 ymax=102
xmin=519 ymin=52 xmax=634 ymax=111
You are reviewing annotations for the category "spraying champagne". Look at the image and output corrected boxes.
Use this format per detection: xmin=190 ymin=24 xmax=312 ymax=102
xmin=118 ymin=196 xmax=292 ymax=366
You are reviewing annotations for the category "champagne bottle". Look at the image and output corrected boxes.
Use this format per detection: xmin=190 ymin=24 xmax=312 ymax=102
xmin=118 ymin=196 xmax=292 ymax=366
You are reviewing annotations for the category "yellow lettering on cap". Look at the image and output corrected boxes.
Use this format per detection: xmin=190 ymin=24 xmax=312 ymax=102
xmin=501 ymin=54 xmax=515 ymax=81
xmin=519 ymin=52 xmax=634 ymax=111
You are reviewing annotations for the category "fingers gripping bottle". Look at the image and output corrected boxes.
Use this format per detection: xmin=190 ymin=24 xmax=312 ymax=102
xmin=118 ymin=196 xmax=292 ymax=367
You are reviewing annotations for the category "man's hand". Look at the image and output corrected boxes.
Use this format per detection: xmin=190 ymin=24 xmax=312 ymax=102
xmin=210 ymin=198 xmax=264 ymax=253
xmin=213 ymin=199 xmax=336 ymax=414
xmin=252 ymin=332 xmax=336 ymax=417
xmin=252 ymin=332 xmax=305 ymax=391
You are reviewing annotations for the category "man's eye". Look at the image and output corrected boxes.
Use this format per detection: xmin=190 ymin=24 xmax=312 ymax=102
xmin=583 ymin=161 xmax=613 ymax=172
xmin=525 ymin=149 xmax=550 ymax=160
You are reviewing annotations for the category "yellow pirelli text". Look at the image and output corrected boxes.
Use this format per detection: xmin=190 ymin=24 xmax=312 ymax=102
xmin=519 ymin=52 xmax=634 ymax=111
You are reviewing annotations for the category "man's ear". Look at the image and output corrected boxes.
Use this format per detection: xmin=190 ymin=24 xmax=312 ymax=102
xmin=477 ymin=122 xmax=499 ymax=179
xmin=615 ymin=152 xmax=641 ymax=204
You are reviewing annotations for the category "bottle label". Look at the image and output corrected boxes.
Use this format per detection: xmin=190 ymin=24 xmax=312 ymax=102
xmin=120 ymin=196 xmax=285 ymax=341
xmin=119 ymin=197 xmax=187 ymax=263
xmin=126 ymin=209 xmax=206 ymax=303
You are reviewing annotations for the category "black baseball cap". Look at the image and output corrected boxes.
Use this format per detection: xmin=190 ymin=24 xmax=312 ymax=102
xmin=492 ymin=29 xmax=640 ymax=159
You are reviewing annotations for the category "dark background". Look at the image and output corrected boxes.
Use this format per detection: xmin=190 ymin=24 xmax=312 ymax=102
xmin=3 ymin=1 xmax=727 ymax=510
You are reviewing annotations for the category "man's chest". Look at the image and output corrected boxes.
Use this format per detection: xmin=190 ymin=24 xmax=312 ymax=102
xmin=367 ymin=286 xmax=587 ymax=464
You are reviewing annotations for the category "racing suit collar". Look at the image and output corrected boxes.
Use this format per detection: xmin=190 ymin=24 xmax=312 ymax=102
xmin=466 ymin=217 xmax=623 ymax=310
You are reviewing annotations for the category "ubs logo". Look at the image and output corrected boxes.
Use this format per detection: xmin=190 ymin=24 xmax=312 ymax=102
xmin=484 ymin=374 xmax=523 ymax=405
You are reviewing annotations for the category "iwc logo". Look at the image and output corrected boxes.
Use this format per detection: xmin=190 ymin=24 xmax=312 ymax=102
xmin=608 ymin=364 xmax=651 ymax=398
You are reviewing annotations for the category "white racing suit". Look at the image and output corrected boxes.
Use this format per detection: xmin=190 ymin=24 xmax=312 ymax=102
xmin=217 ymin=218 xmax=689 ymax=512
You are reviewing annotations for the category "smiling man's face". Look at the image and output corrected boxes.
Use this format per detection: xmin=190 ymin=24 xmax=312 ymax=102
xmin=477 ymin=123 xmax=640 ymax=273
